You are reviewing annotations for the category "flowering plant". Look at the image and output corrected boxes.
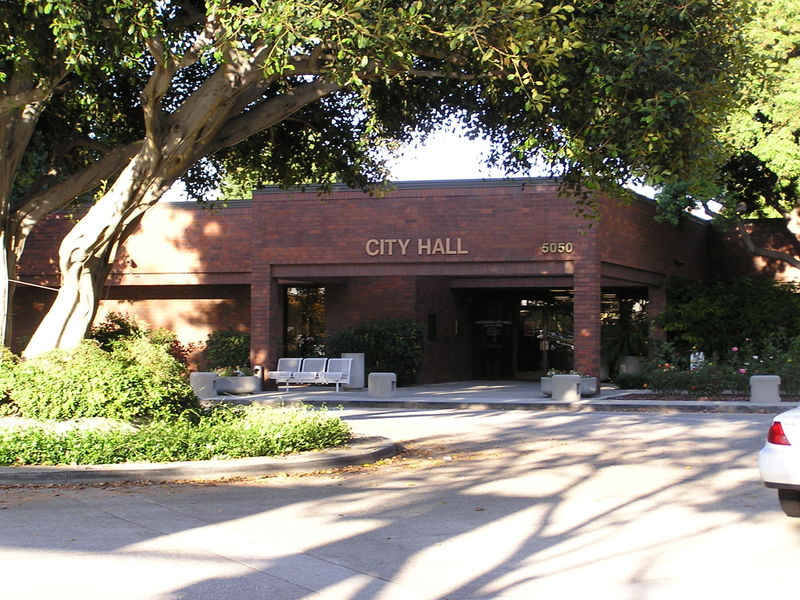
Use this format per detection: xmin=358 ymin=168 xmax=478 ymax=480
xmin=546 ymin=369 xmax=590 ymax=377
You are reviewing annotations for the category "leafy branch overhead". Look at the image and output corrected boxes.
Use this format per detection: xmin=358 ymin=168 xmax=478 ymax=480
xmin=656 ymin=0 xmax=800 ymax=269
xmin=3 ymin=0 xmax=751 ymax=357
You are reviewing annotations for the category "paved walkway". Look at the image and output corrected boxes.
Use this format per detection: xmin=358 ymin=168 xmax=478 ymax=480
xmin=0 ymin=381 xmax=792 ymax=486
xmin=233 ymin=380 xmax=793 ymax=415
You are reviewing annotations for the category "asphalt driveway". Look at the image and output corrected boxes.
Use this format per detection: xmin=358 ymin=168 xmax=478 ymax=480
xmin=1 ymin=407 xmax=797 ymax=599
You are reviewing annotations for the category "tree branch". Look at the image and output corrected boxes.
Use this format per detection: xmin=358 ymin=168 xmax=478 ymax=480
xmin=12 ymin=141 xmax=142 ymax=259
xmin=735 ymin=220 xmax=800 ymax=270
xmin=0 ymin=87 xmax=51 ymax=118
xmin=206 ymin=78 xmax=342 ymax=152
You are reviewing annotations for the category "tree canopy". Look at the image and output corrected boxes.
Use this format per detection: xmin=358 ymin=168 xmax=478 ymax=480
xmin=5 ymin=0 xmax=751 ymax=357
xmin=656 ymin=0 xmax=800 ymax=267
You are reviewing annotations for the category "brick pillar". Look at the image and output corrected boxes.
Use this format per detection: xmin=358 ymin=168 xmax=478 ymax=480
xmin=250 ymin=263 xmax=283 ymax=381
xmin=573 ymin=234 xmax=601 ymax=378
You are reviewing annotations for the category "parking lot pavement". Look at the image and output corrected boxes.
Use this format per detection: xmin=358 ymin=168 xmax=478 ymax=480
xmin=2 ymin=381 xmax=792 ymax=486
xmin=1 ymin=408 xmax=797 ymax=599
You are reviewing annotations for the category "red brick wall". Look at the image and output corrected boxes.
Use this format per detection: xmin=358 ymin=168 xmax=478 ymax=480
xmin=708 ymin=220 xmax=800 ymax=283
xmin=19 ymin=201 xmax=254 ymax=284
xmin=16 ymin=202 xmax=254 ymax=351
xmin=598 ymin=195 xmax=708 ymax=281
xmin=325 ymin=277 xmax=416 ymax=333
xmin=17 ymin=180 xmax=716 ymax=384
xmin=414 ymin=276 xmax=473 ymax=383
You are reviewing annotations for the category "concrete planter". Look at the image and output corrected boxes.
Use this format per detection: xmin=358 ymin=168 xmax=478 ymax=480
xmin=189 ymin=372 xmax=218 ymax=399
xmin=750 ymin=375 xmax=780 ymax=403
xmin=540 ymin=376 xmax=598 ymax=397
xmin=215 ymin=375 xmax=262 ymax=395
xmin=579 ymin=377 xmax=599 ymax=396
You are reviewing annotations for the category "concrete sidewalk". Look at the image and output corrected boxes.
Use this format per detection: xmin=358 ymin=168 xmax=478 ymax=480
xmin=226 ymin=379 xmax=795 ymax=415
xmin=0 ymin=381 xmax=792 ymax=486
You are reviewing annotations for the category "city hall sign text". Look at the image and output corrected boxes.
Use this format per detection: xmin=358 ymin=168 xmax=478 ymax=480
xmin=365 ymin=238 xmax=469 ymax=257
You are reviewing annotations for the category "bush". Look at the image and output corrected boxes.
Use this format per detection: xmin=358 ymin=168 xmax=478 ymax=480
xmin=0 ymin=346 xmax=18 ymax=412
xmin=0 ymin=405 xmax=351 ymax=465
xmin=10 ymin=339 xmax=199 ymax=423
xmin=90 ymin=312 xmax=198 ymax=368
xmin=656 ymin=277 xmax=800 ymax=358
xmin=612 ymin=371 xmax=648 ymax=390
xmin=325 ymin=318 xmax=424 ymax=386
xmin=89 ymin=312 xmax=148 ymax=351
xmin=204 ymin=330 xmax=250 ymax=370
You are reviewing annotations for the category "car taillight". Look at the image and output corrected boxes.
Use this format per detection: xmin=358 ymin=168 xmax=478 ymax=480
xmin=768 ymin=421 xmax=791 ymax=446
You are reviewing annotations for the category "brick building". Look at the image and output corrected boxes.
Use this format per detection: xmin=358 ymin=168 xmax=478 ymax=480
xmin=16 ymin=178 xmax=712 ymax=383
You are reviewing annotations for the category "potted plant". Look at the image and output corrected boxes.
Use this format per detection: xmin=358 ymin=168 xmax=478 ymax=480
xmin=540 ymin=370 xmax=598 ymax=397
xmin=214 ymin=366 xmax=262 ymax=394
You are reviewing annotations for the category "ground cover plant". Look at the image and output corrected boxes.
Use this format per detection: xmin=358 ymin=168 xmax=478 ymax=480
xmin=0 ymin=314 xmax=351 ymax=465
xmin=0 ymin=405 xmax=351 ymax=466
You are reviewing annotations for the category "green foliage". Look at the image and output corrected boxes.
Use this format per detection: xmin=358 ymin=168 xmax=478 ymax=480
xmin=0 ymin=406 xmax=351 ymax=466
xmin=10 ymin=339 xmax=199 ymax=423
xmin=636 ymin=336 xmax=800 ymax=396
xmin=204 ymin=330 xmax=251 ymax=370
xmin=611 ymin=371 xmax=649 ymax=390
xmin=656 ymin=277 xmax=800 ymax=358
xmin=326 ymin=318 xmax=423 ymax=386
xmin=0 ymin=346 xmax=18 ymax=415
xmin=89 ymin=312 xmax=147 ymax=351
xmin=90 ymin=312 xmax=198 ymax=368
xmin=655 ymin=0 xmax=800 ymax=264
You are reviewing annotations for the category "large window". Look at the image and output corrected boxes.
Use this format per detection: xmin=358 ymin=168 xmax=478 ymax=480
xmin=285 ymin=287 xmax=325 ymax=357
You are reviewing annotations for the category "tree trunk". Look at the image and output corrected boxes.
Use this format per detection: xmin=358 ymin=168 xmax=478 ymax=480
xmin=23 ymin=151 xmax=169 ymax=358
xmin=0 ymin=231 xmax=11 ymax=346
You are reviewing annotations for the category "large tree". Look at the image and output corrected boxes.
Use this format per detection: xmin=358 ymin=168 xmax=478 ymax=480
xmin=656 ymin=0 xmax=800 ymax=267
xmin=1 ymin=0 xmax=145 ymax=346
xmin=17 ymin=0 xmax=749 ymax=357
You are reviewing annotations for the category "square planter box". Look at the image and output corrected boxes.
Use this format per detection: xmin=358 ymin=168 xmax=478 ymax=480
xmin=215 ymin=375 xmax=262 ymax=395
xmin=540 ymin=376 xmax=598 ymax=397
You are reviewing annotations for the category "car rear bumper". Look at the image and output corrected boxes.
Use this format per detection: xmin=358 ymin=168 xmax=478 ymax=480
xmin=759 ymin=442 xmax=800 ymax=488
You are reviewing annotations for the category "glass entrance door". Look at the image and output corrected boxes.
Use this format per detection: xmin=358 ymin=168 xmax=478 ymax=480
xmin=515 ymin=299 xmax=573 ymax=379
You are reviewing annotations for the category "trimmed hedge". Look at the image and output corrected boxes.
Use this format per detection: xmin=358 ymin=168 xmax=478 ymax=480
xmin=325 ymin=318 xmax=424 ymax=386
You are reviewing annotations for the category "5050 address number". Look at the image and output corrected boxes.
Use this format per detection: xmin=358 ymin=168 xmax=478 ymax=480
xmin=541 ymin=242 xmax=574 ymax=254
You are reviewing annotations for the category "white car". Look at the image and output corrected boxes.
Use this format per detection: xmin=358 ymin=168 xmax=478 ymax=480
xmin=759 ymin=406 xmax=800 ymax=516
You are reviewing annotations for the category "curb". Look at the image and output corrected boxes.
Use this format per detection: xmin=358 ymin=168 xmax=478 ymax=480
xmin=260 ymin=396 xmax=794 ymax=415
xmin=0 ymin=435 xmax=398 ymax=486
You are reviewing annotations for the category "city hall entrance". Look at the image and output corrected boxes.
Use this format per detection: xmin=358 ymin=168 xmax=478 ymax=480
xmin=470 ymin=290 xmax=574 ymax=380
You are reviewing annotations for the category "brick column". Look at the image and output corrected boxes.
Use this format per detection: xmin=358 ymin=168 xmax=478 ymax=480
xmin=573 ymin=233 xmax=601 ymax=378
xmin=250 ymin=263 xmax=269 ymax=369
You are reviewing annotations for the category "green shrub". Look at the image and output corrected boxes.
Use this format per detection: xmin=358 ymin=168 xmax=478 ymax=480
xmin=0 ymin=346 xmax=18 ymax=413
xmin=10 ymin=339 xmax=199 ymax=423
xmin=89 ymin=312 xmax=148 ymax=351
xmin=204 ymin=330 xmax=250 ymax=370
xmin=91 ymin=313 xmax=198 ymax=368
xmin=612 ymin=371 xmax=648 ymax=390
xmin=0 ymin=406 xmax=351 ymax=465
xmin=639 ymin=356 xmax=749 ymax=396
xmin=325 ymin=318 xmax=424 ymax=386
xmin=656 ymin=277 xmax=800 ymax=358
